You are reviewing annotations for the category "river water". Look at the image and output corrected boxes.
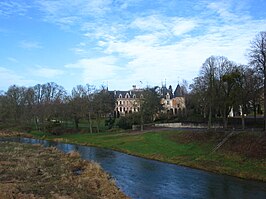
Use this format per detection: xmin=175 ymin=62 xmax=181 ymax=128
xmin=1 ymin=137 xmax=266 ymax=199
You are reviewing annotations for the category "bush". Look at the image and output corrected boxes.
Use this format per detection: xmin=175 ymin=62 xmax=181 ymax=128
xmin=116 ymin=113 xmax=141 ymax=129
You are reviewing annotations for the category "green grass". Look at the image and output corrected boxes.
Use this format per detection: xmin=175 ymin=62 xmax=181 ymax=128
xmin=28 ymin=130 xmax=266 ymax=182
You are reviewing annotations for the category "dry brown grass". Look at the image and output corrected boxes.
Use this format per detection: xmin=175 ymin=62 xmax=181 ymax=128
xmin=0 ymin=142 xmax=129 ymax=199
xmin=0 ymin=130 xmax=32 ymax=138
xmin=168 ymin=130 xmax=266 ymax=159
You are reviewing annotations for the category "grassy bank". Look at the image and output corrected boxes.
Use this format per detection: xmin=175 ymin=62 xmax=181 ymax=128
xmin=0 ymin=141 xmax=128 ymax=199
xmin=27 ymin=129 xmax=266 ymax=182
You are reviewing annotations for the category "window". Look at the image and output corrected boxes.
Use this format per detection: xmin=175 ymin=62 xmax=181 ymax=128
xmin=119 ymin=94 xmax=122 ymax=98
xmin=125 ymin=93 xmax=130 ymax=98
xmin=133 ymin=94 xmax=136 ymax=99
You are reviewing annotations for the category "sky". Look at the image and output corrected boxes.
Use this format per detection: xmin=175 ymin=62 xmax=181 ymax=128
xmin=0 ymin=0 xmax=266 ymax=92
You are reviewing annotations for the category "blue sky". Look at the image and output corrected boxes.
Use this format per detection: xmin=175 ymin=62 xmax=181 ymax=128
xmin=0 ymin=0 xmax=266 ymax=92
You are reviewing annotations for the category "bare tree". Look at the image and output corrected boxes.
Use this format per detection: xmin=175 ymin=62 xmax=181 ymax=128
xmin=70 ymin=84 xmax=94 ymax=132
xmin=193 ymin=56 xmax=242 ymax=129
xmin=248 ymin=31 xmax=266 ymax=131
xmin=200 ymin=56 xmax=217 ymax=129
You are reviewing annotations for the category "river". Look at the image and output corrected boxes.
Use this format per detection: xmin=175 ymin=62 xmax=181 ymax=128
xmin=1 ymin=137 xmax=266 ymax=199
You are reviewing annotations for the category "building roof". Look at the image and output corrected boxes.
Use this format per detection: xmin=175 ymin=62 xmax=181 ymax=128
xmin=174 ymin=84 xmax=183 ymax=97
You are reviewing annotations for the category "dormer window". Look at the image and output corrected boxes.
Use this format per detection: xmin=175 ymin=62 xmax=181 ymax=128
xmin=119 ymin=94 xmax=122 ymax=98
xmin=125 ymin=93 xmax=130 ymax=98
xmin=133 ymin=94 xmax=136 ymax=99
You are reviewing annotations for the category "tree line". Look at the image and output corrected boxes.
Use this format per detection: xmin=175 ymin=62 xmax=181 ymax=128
xmin=0 ymin=82 xmax=162 ymax=133
xmin=188 ymin=31 xmax=266 ymax=130
xmin=0 ymin=31 xmax=265 ymax=132
xmin=0 ymin=83 xmax=115 ymax=133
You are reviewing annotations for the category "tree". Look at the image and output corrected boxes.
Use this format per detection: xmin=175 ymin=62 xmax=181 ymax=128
xmin=248 ymin=31 xmax=266 ymax=131
xmin=215 ymin=59 xmax=240 ymax=129
xmin=189 ymin=76 xmax=209 ymax=119
xmin=70 ymin=84 xmax=94 ymax=131
xmin=199 ymin=56 xmax=217 ymax=129
xmin=139 ymin=86 xmax=162 ymax=130
xmin=191 ymin=56 xmax=243 ymax=129
xmin=92 ymin=87 xmax=115 ymax=133
xmin=31 ymin=82 xmax=67 ymax=130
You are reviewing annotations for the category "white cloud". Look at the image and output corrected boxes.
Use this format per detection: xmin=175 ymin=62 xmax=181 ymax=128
xmin=33 ymin=66 xmax=64 ymax=78
xmin=0 ymin=67 xmax=33 ymax=90
xmin=65 ymin=56 xmax=123 ymax=85
xmin=36 ymin=0 xmax=113 ymax=26
xmin=70 ymin=42 xmax=88 ymax=55
xmin=4 ymin=0 xmax=265 ymax=91
xmin=0 ymin=1 xmax=30 ymax=16
xmin=171 ymin=18 xmax=198 ymax=36
xmin=130 ymin=15 xmax=197 ymax=37
xmin=101 ymin=9 xmax=266 ymax=89
xmin=7 ymin=57 xmax=18 ymax=63
xmin=20 ymin=40 xmax=42 ymax=49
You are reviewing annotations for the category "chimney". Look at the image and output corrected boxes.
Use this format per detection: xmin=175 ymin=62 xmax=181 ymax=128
xmin=132 ymin=85 xmax=136 ymax=90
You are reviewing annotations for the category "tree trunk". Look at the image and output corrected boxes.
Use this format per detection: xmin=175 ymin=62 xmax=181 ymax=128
xmin=223 ymin=109 xmax=228 ymax=130
xmin=253 ymin=100 xmax=257 ymax=121
xmin=140 ymin=112 xmax=144 ymax=131
xmin=88 ymin=111 xmax=93 ymax=134
xmin=208 ymin=105 xmax=212 ymax=129
xmin=34 ymin=116 xmax=39 ymax=130
xmin=96 ymin=114 xmax=100 ymax=133
xmin=74 ymin=116 xmax=79 ymax=129
xmin=264 ymin=75 xmax=266 ymax=132
xmin=241 ymin=112 xmax=245 ymax=130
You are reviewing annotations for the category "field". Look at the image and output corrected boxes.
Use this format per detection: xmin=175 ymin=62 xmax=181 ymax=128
xmin=28 ymin=129 xmax=266 ymax=182
xmin=0 ymin=141 xmax=128 ymax=199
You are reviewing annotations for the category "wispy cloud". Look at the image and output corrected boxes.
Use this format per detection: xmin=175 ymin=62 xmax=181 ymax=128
xmin=35 ymin=0 xmax=114 ymax=27
xmin=32 ymin=66 xmax=64 ymax=78
xmin=1 ymin=0 xmax=266 ymax=91
xmin=0 ymin=1 xmax=30 ymax=17
xmin=65 ymin=56 xmax=124 ymax=85
xmin=97 ymin=1 xmax=266 ymax=87
xmin=7 ymin=57 xmax=18 ymax=63
xmin=19 ymin=40 xmax=42 ymax=49
xmin=0 ymin=67 xmax=33 ymax=90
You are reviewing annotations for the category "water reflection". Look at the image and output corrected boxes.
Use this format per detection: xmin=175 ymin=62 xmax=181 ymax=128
xmin=1 ymin=137 xmax=266 ymax=199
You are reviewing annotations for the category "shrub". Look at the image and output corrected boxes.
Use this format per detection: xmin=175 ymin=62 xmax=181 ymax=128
xmin=116 ymin=113 xmax=141 ymax=129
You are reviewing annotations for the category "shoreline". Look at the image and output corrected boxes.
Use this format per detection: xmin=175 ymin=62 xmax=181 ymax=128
xmin=1 ymin=129 xmax=265 ymax=183
xmin=0 ymin=140 xmax=128 ymax=198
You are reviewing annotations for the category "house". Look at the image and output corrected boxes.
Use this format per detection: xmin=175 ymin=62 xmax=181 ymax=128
xmin=113 ymin=85 xmax=143 ymax=117
xmin=160 ymin=84 xmax=186 ymax=115
xmin=112 ymin=84 xmax=186 ymax=118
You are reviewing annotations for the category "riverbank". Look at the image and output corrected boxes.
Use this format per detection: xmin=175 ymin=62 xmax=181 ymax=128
xmin=28 ymin=129 xmax=266 ymax=182
xmin=0 ymin=140 xmax=128 ymax=199
xmin=1 ymin=129 xmax=266 ymax=182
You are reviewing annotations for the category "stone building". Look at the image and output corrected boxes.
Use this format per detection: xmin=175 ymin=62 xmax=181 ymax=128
xmin=112 ymin=84 xmax=186 ymax=117
xmin=113 ymin=85 xmax=143 ymax=117
xmin=160 ymin=84 xmax=186 ymax=115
